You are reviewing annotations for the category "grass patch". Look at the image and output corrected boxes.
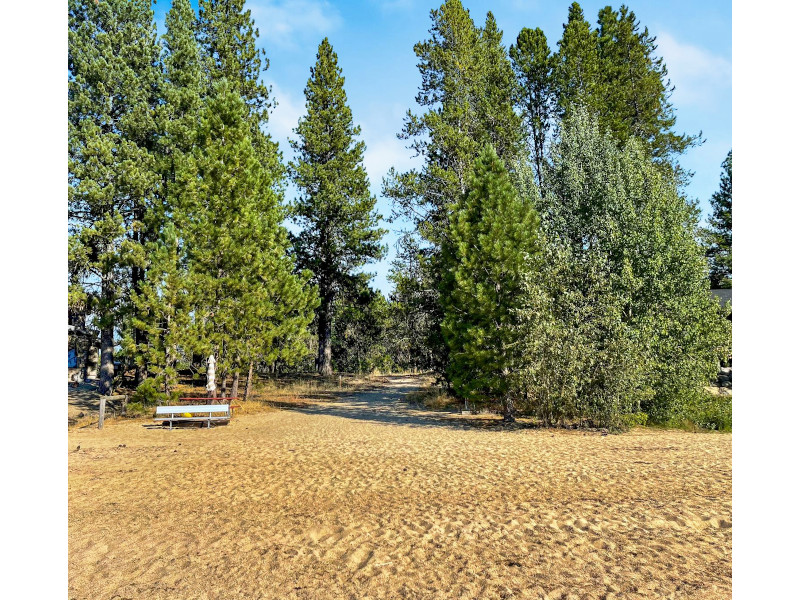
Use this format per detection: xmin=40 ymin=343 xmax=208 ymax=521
xmin=406 ymin=385 xmax=461 ymax=411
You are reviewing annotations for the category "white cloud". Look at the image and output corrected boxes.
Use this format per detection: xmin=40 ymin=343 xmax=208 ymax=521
xmin=249 ymin=1 xmax=342 ymax=49
xmin=656 ymin=31 xmax=732 ymax=109
xmin=360 ymin=103 xmax=422 ymax=193
xmin=267 ymin=82 xmax=305 ymax=153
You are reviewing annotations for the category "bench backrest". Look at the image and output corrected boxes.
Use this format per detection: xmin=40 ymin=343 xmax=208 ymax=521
xmin=155 ymin=404 xmax=230 ymax=415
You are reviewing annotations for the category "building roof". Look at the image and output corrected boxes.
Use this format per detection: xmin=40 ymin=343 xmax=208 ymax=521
xmin=711 ymin=288 xmax=732 ymax=307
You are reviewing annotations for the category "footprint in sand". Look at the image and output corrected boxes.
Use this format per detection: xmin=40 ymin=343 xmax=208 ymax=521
xmin=346 ymin=546 xmax=374 ymax=570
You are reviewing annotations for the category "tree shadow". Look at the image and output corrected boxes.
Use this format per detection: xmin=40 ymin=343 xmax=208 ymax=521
xmin=276 ymin=379 xmax=538 ymax=432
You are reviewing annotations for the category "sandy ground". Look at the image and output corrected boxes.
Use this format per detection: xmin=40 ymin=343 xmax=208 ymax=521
xmin=68 ymin=375 xmax=731 ymax=600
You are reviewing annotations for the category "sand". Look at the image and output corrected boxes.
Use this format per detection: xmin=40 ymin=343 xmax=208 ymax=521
xmin=68 ymin=376 xmax=731 ymax=600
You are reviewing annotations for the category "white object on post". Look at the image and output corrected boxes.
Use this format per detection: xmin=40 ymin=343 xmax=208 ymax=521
xmin=206 ymin=354 xmax=217 ymax=396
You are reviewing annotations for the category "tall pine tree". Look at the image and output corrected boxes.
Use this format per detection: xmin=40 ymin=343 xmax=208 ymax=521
xmin=385 ymin=0 xmax=523 ymax=379
xmin=510 ymin=27 xmax=557 ymax=186
xmin=289 ymin=38 xmax=386 ymax=376
xmin=555 ymin=2 xmax=601 ymax=118
xmin=125 ymin=0 xmax=204 ymax=401
xmin=704 ymin=151 xmax=732 ymax=288
xmin=177 ymin=82 xmax=317 ymax=391
xmin=596 ymin=5 xmax=699 ymax=162
xmin=68 ymin=0 xmax=161 ymax=395
xmin=441 ymin=145 xmax=542 ymax=421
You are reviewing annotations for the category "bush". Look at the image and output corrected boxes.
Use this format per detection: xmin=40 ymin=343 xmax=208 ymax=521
xmin=621 ymin=411 xmax=649 ymax=429
xmin=131 ymin=377 xmax=179 ymax=406
xmin=663 ymin=389 xmax=732 ymax=431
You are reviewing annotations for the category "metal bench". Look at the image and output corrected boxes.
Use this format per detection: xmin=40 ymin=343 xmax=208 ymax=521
xmin=154 ymin=404 xmax=231 ymax=429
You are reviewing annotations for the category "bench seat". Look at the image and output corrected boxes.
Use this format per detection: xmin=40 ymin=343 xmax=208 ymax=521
xmin=154 ymin=404 xmax=231 ymax=429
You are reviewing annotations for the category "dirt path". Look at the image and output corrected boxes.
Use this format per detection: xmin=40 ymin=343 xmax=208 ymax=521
xmin=68 ymin=375 xmax=731 ymax=600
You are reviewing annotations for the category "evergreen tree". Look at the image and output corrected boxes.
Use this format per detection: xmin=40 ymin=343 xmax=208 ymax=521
xmin=289 ymin=39 xmax=386 ymax=376
xmin=704 ymin=151 xmax=732 ymax=288
xmin=385 ymin=0 xmax=523 ymax=380
xmin=386 ymin=0 xmax=523 ymax=243
xmin=125 ymin=223 xmax=191 ymax=401
xmin=596 ymin=5 xmax=699 ymax=162
xmin=197 ymin=0 xmax=282 ymax=181
xmin=441 ymin=145 xmax=542 ymax=421
xmin=332 ymin=282 xmax=394 ymax=374
xmin=555 ymin=2 xmax=601 ymax=118
xmin=387 ymin=233 xmax=437 ymax=372
xmin=177 ymin=82 xmax=317 ymax=391
xmin=124 ymin=0 xmax=205 ymax=400
xmin=68 ymin=0 xmax=161 ymax=395
xmin=510 ymin=27 xmax=557 ymax=186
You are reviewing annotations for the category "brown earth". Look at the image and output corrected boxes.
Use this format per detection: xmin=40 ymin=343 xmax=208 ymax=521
xmin=68 ymin=375 xmax=731 ymax=600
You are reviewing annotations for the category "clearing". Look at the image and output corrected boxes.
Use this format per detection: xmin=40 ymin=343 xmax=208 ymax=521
xmin=68 ymin=374 xmax=731 ymax=600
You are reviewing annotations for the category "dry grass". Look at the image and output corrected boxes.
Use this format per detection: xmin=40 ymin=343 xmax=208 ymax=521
xmin=68 ymin=375 xmax=731 ymax=599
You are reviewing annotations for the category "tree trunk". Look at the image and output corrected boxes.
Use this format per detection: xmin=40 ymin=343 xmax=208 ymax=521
xmin=231 ymin=371 xmax=240 ymax=399
xmin=317 ymin=293 xmax=334 ymax=376
xmin=502 ymin=394 xmax=516 ymax=423
xmin=99 ymin=268 xmax=115 ymax=396
xmin=99 ymin=324 xmax=114 ymax=396
xmin=244 ymin=362 xmax=254 ymax=402
xmin=221 ymin=374 xmax=228 ymax=397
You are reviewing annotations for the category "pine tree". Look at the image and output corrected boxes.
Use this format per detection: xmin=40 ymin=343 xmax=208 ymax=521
xmin=510 ymin=27 xmax=557 ymax=186
xmin=197 ymin=0 xmax=282 ymax=179
xmin=387 ymin=0 xmax=523 ymax=243
xmin=596 ymin=5 xmax=699 ymax=162
xmin=177 ymin=82 xmax=317 ymax=390
xmin=125 ymin=223 xmax=191 ymax=401
xmin=704 ymin=151 xmax=732 ymax=288
xmin=385 ymin=0 xmax=523 ymax=379
xmin=555 ymin=2 xmax=601 ymax=118
xmin=123 ymin=0 xmax=205 ymax=400
xmin=441 ymin=145 xmax=542 ymax=421
xmin=290 ymin=39 xmax=386 ymax=376
xmin=68 ymin=0 xmax=161 ymax=395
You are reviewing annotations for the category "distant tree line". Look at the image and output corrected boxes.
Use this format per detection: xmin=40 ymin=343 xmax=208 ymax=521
xmin=69 ymin=0 xmax=731 ymax=429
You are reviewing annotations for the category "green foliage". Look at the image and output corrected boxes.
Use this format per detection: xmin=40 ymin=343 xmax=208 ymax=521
xmin=549 ymin=2 xmax=699 ymax=166
xmin=703 ymin=151 xmax=732 ymax=289
xmin=289 ymin=38 xmax=386 ymax=375
xmin=555 ymin=2 xmax=601 ymax=117
xmin=332 ymin=283 xmax=395 ymax=374
xmin=130 ymin=378 xmax=176 ymax=407
xmin=668 ymin=390 xmax=732 ymax=432
xmin=176 ymin=81 xmax=317 ymax=379
xmin=510 ymin=27 xmax=557 ymax=185
xmin=385 ymin=0 xmax=524 ymax=381
xmin=387 ymin=233 xmax=437 ymax=372
xmin=386 ymin=0 xmax=523 ymax=244
xmin=514 ymin=108 xmax=730 ymax=429
xmin=69 ymin=0 xmax=162 ymax=394
xmin=441 ymin=145 xmax=541 ymax=418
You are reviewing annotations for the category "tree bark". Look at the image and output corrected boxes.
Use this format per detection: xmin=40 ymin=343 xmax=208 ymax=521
xmin=98 ymin=265 xmax=115 ymax=395
xmin=502 ymin=394 xmax=516 ymax=423
xmin=231 ymin=371 xmax=240 ymax=399
xmin=244 ymin=362 xmax=254 ymax=402
xmin=99 ymin=324 xmax=114 ymax=396
xmin=317 ymin=292 xmax=334 ymax=376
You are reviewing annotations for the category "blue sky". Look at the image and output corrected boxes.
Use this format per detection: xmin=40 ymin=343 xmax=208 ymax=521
xmin=153 ymin=0 xmax=732 ymax=295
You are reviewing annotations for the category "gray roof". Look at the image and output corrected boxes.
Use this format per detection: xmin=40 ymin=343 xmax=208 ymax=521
xmin=711 ymin=288 xmax=732 ymax=307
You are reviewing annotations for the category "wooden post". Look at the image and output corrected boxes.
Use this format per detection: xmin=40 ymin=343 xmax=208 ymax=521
xmin=98 ymin=396 xmax=106 ymax=429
